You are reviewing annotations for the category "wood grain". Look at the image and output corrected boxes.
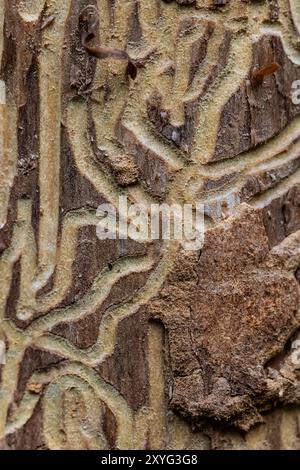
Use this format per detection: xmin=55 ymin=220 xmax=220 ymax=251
xmin=0 ymin=0 xmax=300 ymax=449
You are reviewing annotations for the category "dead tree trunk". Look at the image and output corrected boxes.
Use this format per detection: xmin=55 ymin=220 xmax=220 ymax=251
xmin=0 ymin=0 xmax=300 ymax=450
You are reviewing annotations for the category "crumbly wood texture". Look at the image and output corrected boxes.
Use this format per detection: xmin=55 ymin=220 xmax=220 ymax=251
xmin=0 ymin=0 xmax=300 ymax=450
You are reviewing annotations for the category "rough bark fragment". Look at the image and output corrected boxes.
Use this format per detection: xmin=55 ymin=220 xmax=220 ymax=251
xmin=0 ymin=0 xmax=300 ymax=450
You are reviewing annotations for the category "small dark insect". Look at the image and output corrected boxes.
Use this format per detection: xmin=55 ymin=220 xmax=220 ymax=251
xmin=251 ymin=62 xmax=280 ymax=86
xmin=82 ymin=32 xmax=137 ymax=80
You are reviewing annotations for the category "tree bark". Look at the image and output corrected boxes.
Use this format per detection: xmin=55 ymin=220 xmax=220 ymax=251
xmin=0 ymin=0 xmax=300 ymax=450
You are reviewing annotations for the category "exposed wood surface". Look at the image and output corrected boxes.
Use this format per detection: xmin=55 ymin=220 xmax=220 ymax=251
xmin=0 ymin=0 xmax=300 ymax=450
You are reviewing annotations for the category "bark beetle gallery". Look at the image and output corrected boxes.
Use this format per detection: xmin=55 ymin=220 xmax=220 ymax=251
xmin=0 ymin=0 xmax=300 ymax=451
